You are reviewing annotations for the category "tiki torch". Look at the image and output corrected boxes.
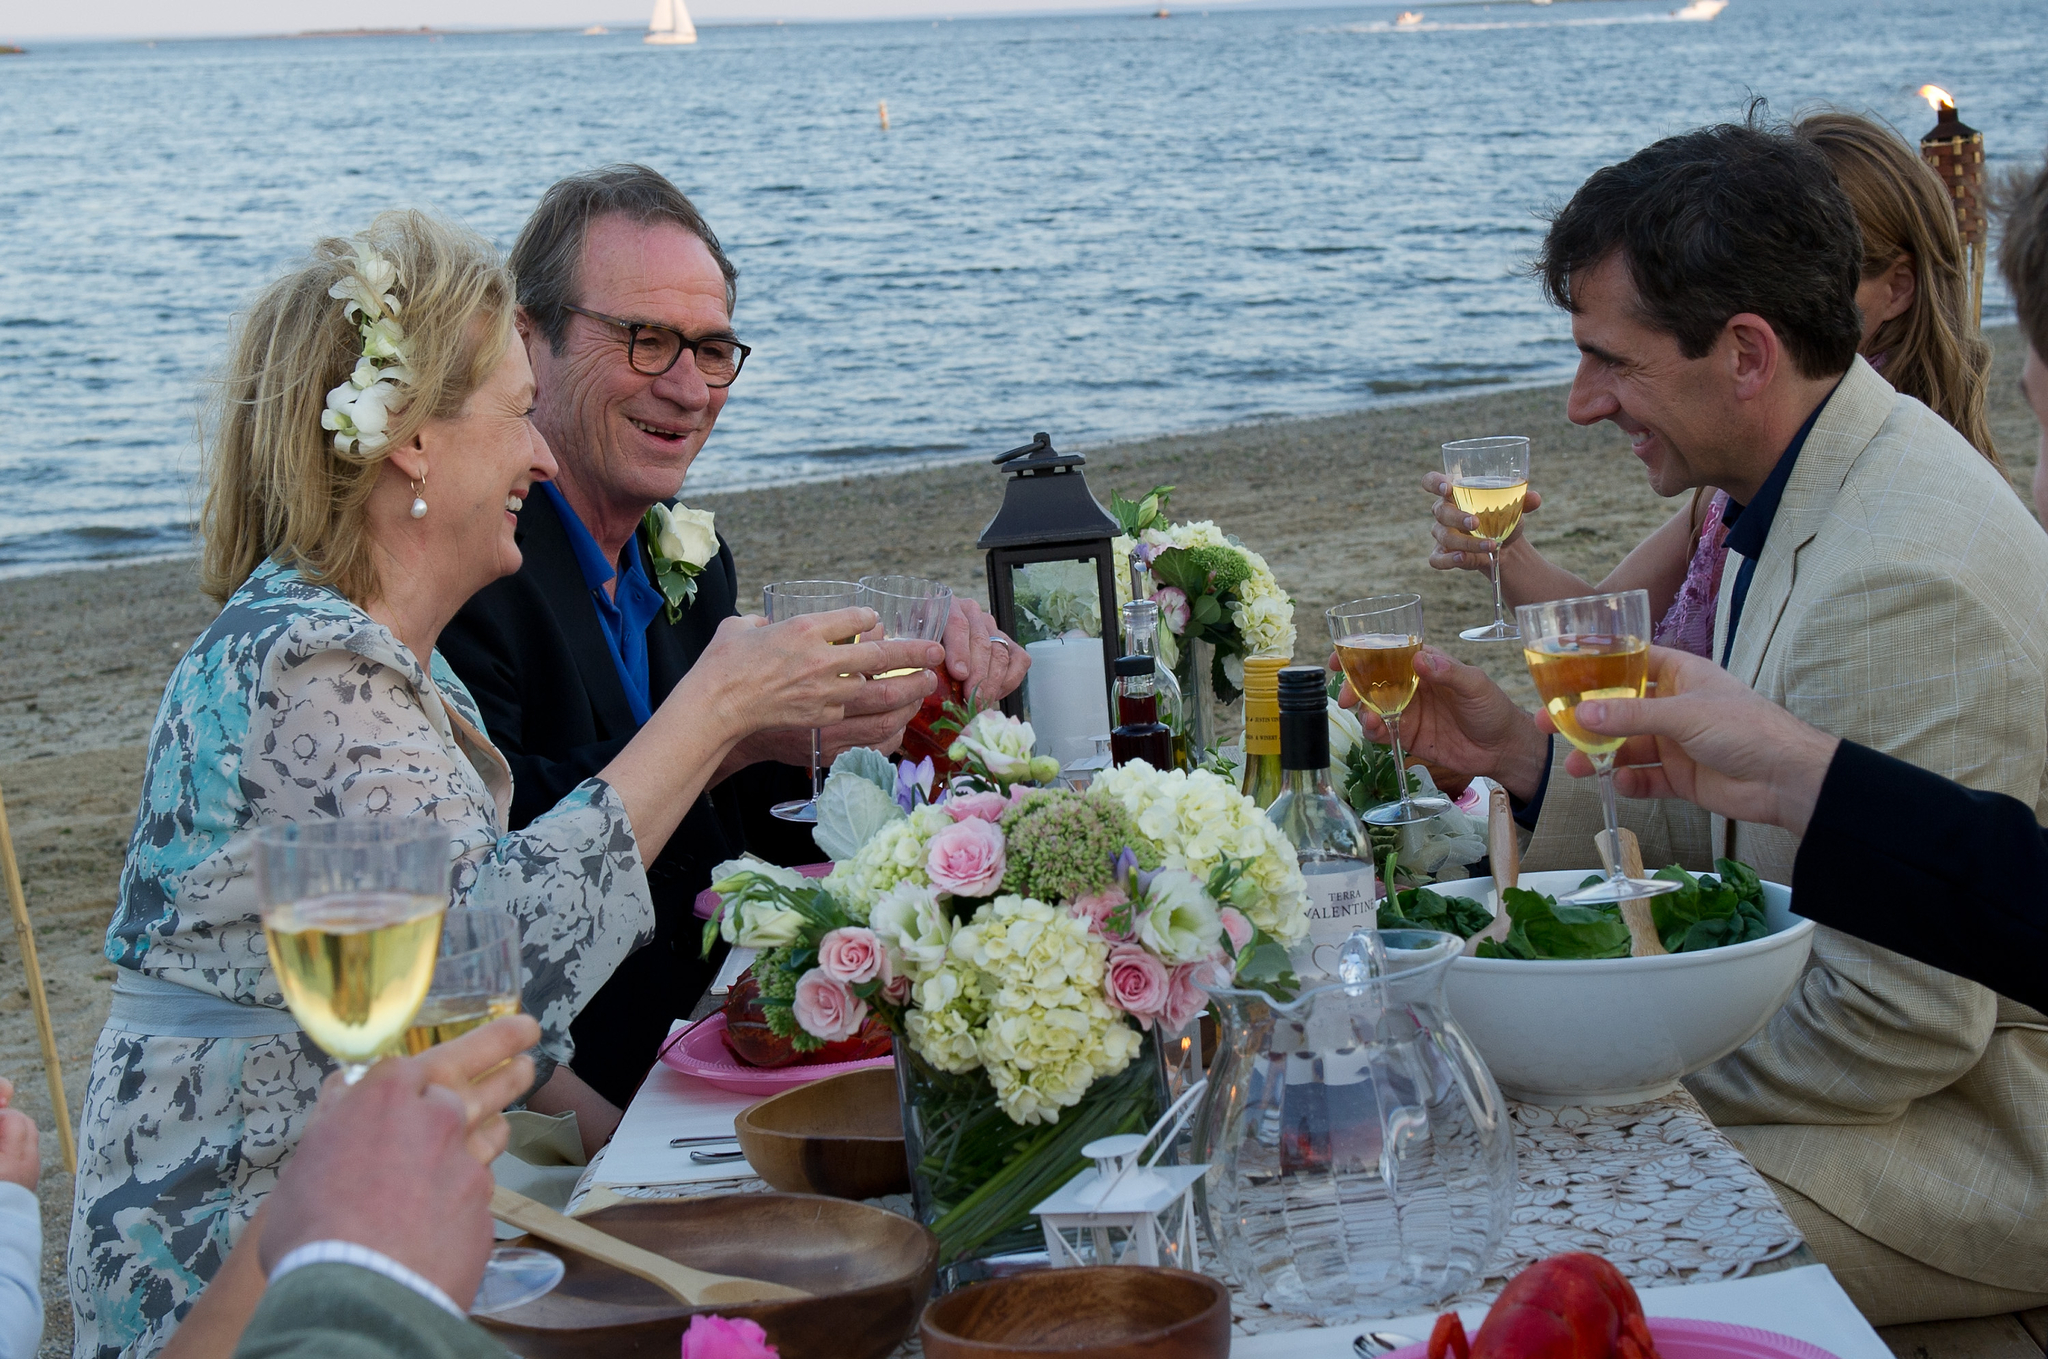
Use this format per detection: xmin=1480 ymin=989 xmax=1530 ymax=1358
xmin=1918 ymin=85 xmax=1986 ymax=328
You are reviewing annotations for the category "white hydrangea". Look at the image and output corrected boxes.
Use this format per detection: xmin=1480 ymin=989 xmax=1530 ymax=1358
xmin=825 ymin=803 xmax=952 ymax=919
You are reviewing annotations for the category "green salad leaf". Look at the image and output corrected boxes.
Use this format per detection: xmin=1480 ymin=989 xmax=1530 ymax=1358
xmin=1377 ymin=886 xmax=1494 ymax=939
xmin=1471 ymin=858 xmax=1771 ymax=960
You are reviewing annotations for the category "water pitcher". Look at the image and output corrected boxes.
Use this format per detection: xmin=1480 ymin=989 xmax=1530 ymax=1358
xmin=1192 ymin=929 xmax=1514 ymax=1320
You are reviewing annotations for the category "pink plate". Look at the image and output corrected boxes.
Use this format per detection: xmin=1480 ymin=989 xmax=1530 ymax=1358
xmin=1385 ymin=1317 xmax=1840 ymax=1359
xmin=656 ymin=1012 xmax=895 ymax=1095
xmin=692 ymin=861 xmax=835 ymax=920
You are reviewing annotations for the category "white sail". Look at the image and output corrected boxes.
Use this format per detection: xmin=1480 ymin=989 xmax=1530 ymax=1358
xmin=645 ymin=0 xmax=697 ymax=44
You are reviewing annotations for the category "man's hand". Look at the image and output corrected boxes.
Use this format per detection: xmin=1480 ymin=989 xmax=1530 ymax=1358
xmin=1336 ymin=645 xmax=1550 ymax=801
xmin=1423 ymin=470 xmax=1542 ymax=571
xmin=943 ymin=598 xmax=1030 ymax=703
xmin=0 ymin=1076 xmax=39 ymax=1191
xmin=410 ymin=1014 xmax=539 ymax=1164
xmin=1548 ymin=645 xmax=1837 ymax=836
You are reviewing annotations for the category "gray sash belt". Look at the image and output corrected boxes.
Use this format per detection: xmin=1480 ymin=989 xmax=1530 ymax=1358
xmin=106 ymin=970 xmax=303 ymax=1039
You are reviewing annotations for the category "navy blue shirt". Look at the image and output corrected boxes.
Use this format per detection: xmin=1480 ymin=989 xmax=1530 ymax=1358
xmin=1717 ymin=391 xmax=1834 ymax=668
xmin=538 ymin=482 xmax=665 ymax=725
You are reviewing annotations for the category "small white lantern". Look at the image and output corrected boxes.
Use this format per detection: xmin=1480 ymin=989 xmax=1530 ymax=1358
xmin=1030 ymin=1080 xmax=1208 ymax=1271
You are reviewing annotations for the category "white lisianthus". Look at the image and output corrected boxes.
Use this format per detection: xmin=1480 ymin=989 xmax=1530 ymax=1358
xmin=725 ymin=900 xmax=806 ymax=948
xmin=649 ymin=502 xmax=718 ymax=569
xmin=949 ymin=710 xmax=1047 ymax=783
xmin=1328 ymin=698 xmax=1363 ymax=764
xmin=1136 ymin=868 xmax=1223 ymax=963
xmin=869 ymin=880 xmax=955 ymax=977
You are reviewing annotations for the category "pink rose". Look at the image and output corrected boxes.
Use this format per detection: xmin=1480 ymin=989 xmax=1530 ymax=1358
xmin=1218 ymin=907 xmax=1253 ymax=953
xmin=1161 ymin=959 xmax=1217 ymax=1033
xmin=944 ymin=791 xmax=1012 ymax=823
xmin=792 ymin=968 xmax=867 ymax=1042
xmin=817 ymin=926 xmax=884 ymax=985
xmin=925 ymin=817 xmax=1006 ymax=896
xmin=1069 ymin=886 xmax=1132 ymax=940
xmin=880 ymin=971 xmax=913 ymax=1004
xmin=680 ymin=1314 xmax=779 ymax=1359
xmin=1104 ymin=944 xmax=1171 ymax=1027
xmin=1152 ymin=586 xmax=1191 ymax=634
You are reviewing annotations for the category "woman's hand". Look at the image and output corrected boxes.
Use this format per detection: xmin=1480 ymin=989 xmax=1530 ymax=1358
xmin=1423 ymin=470 xmax=1542 ymax=571
xmin=690 ymin=608 xmax=944 ymax=743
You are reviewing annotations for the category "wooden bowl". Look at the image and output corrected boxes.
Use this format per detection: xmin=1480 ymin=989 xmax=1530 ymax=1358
xmin=735 ymin=1066 xmax=911 ymax=1199
xmin=476 ymin=1194 xmax=938 ymax=1359
xmin=919 ymin=1266 xmax=1231 ymax=1358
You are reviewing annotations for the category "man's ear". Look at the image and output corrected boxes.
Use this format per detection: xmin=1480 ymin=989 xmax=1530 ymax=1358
xmin=1722 ymin=314 xmax=1781 ymax=402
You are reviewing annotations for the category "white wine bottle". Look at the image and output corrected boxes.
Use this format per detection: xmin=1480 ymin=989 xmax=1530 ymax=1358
xmin=1266 ymin=666 xmax=1377 ymax=981
xmin=1238 ymin=655 xmax=1289 ymax=810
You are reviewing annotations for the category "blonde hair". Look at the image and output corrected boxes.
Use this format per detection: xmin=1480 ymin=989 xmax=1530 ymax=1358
xmin=1795 ymin=111 xmax=1999 ymax=469
xmin=199 ymin=210 xmax=515 ymax=605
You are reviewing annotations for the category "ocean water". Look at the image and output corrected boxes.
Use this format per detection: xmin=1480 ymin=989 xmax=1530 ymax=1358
xmin=0 ymin=0 xmax=2041 ymax=576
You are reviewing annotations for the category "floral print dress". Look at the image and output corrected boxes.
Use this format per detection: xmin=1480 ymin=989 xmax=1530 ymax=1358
xmin=67 ymin=559 xmax=654 ymax=1359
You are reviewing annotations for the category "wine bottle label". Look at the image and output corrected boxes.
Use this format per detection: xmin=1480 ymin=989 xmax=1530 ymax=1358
xmin=1243 ymin=703 xmax=1280 ymax=755
xmin=1300 ymin=860 xmax=1377 ymax=978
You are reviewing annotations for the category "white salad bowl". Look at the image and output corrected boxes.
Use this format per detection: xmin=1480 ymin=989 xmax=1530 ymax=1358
xmin=1438 ymin=870 xmax=1814 ymax=1106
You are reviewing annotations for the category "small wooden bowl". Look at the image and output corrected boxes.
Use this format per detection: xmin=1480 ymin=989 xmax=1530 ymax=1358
xmin=476 ymin=1194 xmax=937 ymax=1359
xmin=735 ymin=1066 xmax=911 ymax=1200
xmin=919 ymin=1266 xmax=1231 ymax=1359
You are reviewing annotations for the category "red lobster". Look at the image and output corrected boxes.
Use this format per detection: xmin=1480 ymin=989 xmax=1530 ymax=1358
xmin=1428 ymin=1253 xmax=1661 ymax=1359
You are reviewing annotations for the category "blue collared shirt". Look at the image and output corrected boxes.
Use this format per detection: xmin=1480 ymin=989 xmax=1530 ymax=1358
xmin=540 ymin=482 xmax=664 ymax=726
xmin=1717 ymin=389 xmax=1834 ymax=668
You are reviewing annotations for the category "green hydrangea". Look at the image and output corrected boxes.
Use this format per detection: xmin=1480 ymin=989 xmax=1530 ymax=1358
xmin=1181 ymin=543 xmax=1254 ymax=597
xmin=998 ymin=790 xmax=1156 ymax=902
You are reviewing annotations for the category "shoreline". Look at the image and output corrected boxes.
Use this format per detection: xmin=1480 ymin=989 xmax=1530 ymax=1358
xmin=0 ymin=325 xmax=2036 ymax=1356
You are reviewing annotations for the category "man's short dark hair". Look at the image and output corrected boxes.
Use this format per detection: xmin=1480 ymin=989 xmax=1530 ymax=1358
xmin=511 ymin=164 xmax=738 ymax=350
xmin=1995 ymin=149 xmax=2048 ymax=361
xmin=1537 ymin=119 xmax=1864 ymax=380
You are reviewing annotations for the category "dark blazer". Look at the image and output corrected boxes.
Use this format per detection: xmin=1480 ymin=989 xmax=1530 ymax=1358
xmin=439 ymin=491 xmax=811 ymax=1105
xmin=1794 ymin=740 xmax=2048 ymax=1014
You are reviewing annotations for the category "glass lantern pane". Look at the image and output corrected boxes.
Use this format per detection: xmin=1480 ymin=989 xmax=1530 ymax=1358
xmin=1008 ymin=557 xmax=1103 ymax=644
xmin=1010 ymin=555 xmax=1112 ymax=771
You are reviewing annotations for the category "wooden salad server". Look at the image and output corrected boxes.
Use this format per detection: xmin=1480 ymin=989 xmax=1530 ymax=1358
xmin=489 ymin=1185 xmax=811 ymax=1307
xmin=1463 ymin=785 xmax=1518 ymax=956
xmin=1595 ymin=827 xmax=1669 ymax=958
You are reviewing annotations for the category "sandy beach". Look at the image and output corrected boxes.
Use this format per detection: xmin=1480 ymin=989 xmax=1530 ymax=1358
xmin=1 ymin=325 xmax=2038 ymax=1354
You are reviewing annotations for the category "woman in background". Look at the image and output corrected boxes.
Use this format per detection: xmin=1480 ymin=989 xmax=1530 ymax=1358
xmin=1422 ymin=110 xmax=2003 ymax=657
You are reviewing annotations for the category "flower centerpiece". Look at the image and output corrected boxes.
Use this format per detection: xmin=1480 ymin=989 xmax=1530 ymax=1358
xmin=1110 ymin=485 xmax=1296 ymax=759
xmin=704 ymin=706 xmax=1309 ymax=1275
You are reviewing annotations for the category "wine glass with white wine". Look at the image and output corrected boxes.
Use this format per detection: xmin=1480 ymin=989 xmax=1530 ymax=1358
xmin=254 ymin=819 xmax=448 ymax=1084
xmin=401 ymin=906 xmax=566 ymax=1317
xmin=1442 ymin=436 xmax=1531 ymax=642
xmin=1327 ymin=594 xmax=1451 ymax=827
xmin=762 ymin=580 xmax=863 ymax=823
xmin=1515 ymin=589 xmax=1681 ymax=905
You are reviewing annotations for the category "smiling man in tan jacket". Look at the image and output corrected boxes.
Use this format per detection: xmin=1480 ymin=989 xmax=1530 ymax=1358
xmin=1367 ymin=120 xmax=2048 ymax=1324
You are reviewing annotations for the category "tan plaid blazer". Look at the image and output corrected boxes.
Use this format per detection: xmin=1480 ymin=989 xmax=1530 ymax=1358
xmin=1522 ymin=358 xmax=2048 ymax=1289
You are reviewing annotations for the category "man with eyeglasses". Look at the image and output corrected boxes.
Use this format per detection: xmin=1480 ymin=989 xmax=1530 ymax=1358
xmin=439 ymin=165 xmax=1029 ymax=1136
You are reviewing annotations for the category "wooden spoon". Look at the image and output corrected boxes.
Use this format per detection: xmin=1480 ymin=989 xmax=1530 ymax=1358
xmin=489 ymin=1185 xmax=811 ymax=1307
xmin=1463 ymin=785 xmax=1518 ymax=956
xmin=1595 ymin=828 xmax=1669 ymax=958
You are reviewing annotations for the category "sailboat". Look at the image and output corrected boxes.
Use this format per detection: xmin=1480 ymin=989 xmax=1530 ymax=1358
xmin=644 ymin=0 xmax=697 ymax=45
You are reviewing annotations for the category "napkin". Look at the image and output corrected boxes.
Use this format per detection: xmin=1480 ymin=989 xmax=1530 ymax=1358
xmin=582 ymin=1022 xmax=764 ymax=1190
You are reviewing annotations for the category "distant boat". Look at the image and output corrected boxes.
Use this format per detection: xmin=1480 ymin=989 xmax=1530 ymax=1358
xmin=582 ymin=24 xmax=608 ymax=34
xmin=1395 ymin=11 xmax=1424 ymax=26
xmin=644 ymin=0 xmax=696 ymax=45
xmin=0 ymin=43 xmax=25 ymax=54
xmin=1670 ymin=0 xmax=1727 ymax=18
xmin=1153 ymin=6 xmax=1171 ymax=16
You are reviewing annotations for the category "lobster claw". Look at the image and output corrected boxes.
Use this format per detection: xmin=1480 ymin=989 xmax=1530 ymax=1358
xmin=1426 ymin=1314 xmax=1471 ymax=1359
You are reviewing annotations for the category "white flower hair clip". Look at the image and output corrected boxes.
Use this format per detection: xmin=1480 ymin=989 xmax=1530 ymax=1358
xmin=320 ymin=241 xmax=415 ymax=455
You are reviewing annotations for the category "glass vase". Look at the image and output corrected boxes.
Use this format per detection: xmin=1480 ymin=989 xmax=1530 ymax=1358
xmin=1192 ymin=930 xmax=1515 ymax=1321
xmin=896 ymin=1033 xmax=1167 ymax=1288
xmin=1172 ymin=637 xmax=1234 ymax=766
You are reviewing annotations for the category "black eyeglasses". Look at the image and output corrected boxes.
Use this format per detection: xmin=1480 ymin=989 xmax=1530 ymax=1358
xmin=562 ymin=304 xmax=751 ymax=387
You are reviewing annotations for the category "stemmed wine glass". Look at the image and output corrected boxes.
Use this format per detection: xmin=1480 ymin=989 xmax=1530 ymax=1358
xmin=857 ymin=575 xmax=954 ymax=678
xmin=763 ymin=580 xmax=863 ymax=824
xmin=1515 ymin=589 xmax=1680 ymax=905
xmin=254 ymin=819 xmax=448 ymax=1084
xmin=1443 ymin=436 xmax=1531 ymax=642
xmin=403 ymin=907 xmax=566 ymax=1317
xmin=1327 ymin=594 xmax=1450 ymax=827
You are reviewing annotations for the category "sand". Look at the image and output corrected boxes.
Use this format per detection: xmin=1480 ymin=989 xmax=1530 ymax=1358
xmin=1 ymin=325 xmax=2038 ymax=1355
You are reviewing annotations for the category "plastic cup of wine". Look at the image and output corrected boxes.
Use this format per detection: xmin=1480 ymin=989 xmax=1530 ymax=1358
xmin=253 ymin=819 xmax=449 ymax=1084
xmin=1443 ymin=435 xmax=1531 ymax=642
xmin=1327 ymin=594 xmax=1451 ymax=827
xmin=857 ymin=575 xmax=955 ymax=675
xmin=1514 ymin=589 xmax=1680 ymax=905
xmin=762 ymin=580 xmax=864 ymax=824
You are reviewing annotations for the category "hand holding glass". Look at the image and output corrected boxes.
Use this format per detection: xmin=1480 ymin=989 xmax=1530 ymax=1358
xmin=1515 ymin=590 xmax=1679 ymax=905
xmin=1327 ymin=594 xmax=1450 ymax=827
xmin=1443 ymin=436 xmax=1531 ymax=642
xmin=857 ymin=575 xmax=954 ymax=674
xmin=762 ymin=580 xmax=864 ymax=824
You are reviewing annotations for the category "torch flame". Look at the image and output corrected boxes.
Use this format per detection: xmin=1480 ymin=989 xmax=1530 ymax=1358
xmin=1918 ymin=84 xmax=1955 ymax=113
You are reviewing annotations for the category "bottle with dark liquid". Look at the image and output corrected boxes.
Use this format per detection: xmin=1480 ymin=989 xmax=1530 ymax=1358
xmin=1110 ymin=654 xmax=1175 ymax=769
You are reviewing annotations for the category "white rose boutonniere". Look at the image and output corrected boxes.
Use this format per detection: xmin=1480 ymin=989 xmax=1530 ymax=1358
xmin=643 ymin=502 xmax=719 ymax=623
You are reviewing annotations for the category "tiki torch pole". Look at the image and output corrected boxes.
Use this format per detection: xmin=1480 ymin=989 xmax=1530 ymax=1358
xmin=1918 ymin=85 xmax=1987 ymax=329
xmin=0 ymin=780 xmax=75 ymax=1174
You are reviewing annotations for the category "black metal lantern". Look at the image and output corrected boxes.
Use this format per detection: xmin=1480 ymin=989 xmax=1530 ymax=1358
xmin=978 ymin=433 xmax=1122 ymax=759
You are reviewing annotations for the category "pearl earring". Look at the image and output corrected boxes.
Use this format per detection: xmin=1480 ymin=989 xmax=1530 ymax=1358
xmin=409 ymin=477 xmax=428 ymax=520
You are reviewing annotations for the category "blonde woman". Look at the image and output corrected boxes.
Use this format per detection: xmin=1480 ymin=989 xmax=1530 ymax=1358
xmin=1422 ymin=111 xmax=2001 ymax=657
xmin=68 ymin=211 xmax=940 ymax=1358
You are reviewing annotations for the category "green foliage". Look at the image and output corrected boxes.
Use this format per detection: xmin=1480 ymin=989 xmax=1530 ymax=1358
xmin=1378 ymin=886 xmax=1495 ymax=939
xmin=1110 ymin=484 xmax=1176 ymax=536
xmin=1651 ymin=859 xmax=1771 ymax=953
xmin=1475 ymin=886 xmax=1634 ymax=960
xmin=998 ymin=791 xmax=1155 ymax=901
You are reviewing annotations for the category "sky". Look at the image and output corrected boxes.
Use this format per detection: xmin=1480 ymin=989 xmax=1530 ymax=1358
xmin=4 ymin=0 xmax=1221 ymax=42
